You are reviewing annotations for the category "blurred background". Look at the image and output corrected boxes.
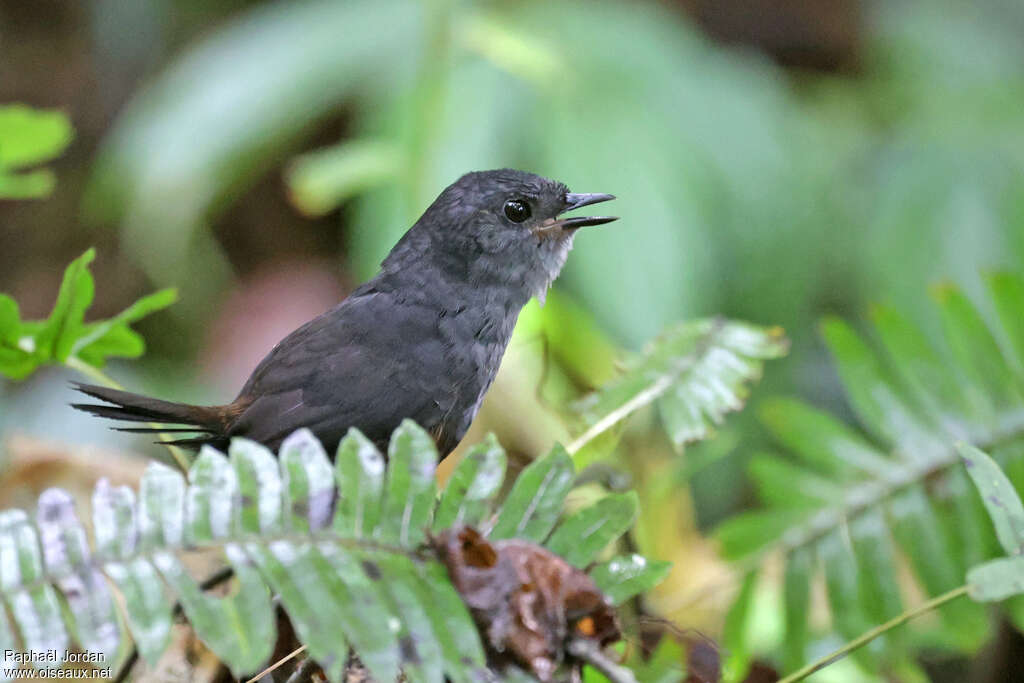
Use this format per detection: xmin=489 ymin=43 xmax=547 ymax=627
xmin=2 ymin=0 xmax=1023 ymax=680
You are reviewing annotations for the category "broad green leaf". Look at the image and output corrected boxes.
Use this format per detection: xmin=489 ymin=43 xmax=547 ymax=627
xmin=1002 ymin=444 xmax=1024 ymax=506
xmin=377 ymin=420 xmax=438 ymax=546
xmin=333 ymin=428 xmax=385 ymax=538
xmin=958 ymin=443 xmax=1024 ymax=556
xmin=589 ymin=554 xmax=671 ymax=605
xmin=433 ymin=434 xmax=506 ymax=532
xmin=546 ymin=492 xmax=637 ymax=568
xmin=968 ymin=556 xmax=1024 ymax=602
xmin=719 ymin=282 xmax=1024 ymax=670
xmin=140 ymin=461 xmax=274 ymax=676
xmin=489 ymin=445 xmax=574 ymax=542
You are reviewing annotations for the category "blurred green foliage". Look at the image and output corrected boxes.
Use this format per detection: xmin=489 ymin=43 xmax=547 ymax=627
xmin=0 ymin=249 xmax=176 ymax=380
xmin=569 ymin=318 xmax=787 ymax=464
xmin=0 ymin=105 xmax=72 ymax=199
xmin=717 ymin=272 xmax=1024 ymax=679
xmin=82 ymin=0 xmax=1024 ymax=396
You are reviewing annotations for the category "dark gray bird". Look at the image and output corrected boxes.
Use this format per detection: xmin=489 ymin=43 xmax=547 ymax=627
xmin=73 ymin=169 xmax=617 ymax=457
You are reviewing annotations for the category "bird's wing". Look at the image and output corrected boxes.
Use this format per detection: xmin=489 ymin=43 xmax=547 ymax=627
xmin=228 ymin=291 xmax=457 ymax=451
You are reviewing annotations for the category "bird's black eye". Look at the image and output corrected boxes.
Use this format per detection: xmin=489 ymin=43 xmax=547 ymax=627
xmin=503 ymin=199 xmax=531 ymax=223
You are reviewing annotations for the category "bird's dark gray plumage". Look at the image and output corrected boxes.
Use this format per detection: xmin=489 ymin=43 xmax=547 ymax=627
xmin=73 ymin=169 xmax=617 ymax=457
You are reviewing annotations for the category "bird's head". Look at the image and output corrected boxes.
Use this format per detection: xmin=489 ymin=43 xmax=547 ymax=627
xmin=385 ymin=169 xmax=617 ymax=305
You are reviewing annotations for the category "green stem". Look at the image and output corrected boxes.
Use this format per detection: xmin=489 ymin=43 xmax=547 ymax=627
xmin=777 ymin=585 xmax=970 ymax=683
xmin=65 ymin=356 xmax=192 ymax=474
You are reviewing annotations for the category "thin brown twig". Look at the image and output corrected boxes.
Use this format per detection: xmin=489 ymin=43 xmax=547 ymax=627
xmin=246 ymin=645 xmax=307 ymax=683
xmin=566 ymin=638 xmax=638 ymax=683
xmin=777 ymin=585 xmax=969 ymax=683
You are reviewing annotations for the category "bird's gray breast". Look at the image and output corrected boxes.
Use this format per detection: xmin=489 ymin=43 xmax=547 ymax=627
xmin=433 ymin=291 xmax=519 ymax=445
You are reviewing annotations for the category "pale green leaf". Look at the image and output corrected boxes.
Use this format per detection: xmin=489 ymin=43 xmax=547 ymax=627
xmin=433 ymin=434 xmax=506 ymax=532
xmin=546 ymin=492 xmax=637 ymax=568
xmin=489 ymin=445 xmax=574 ymax=542
xmin=36 ymin=489 xmax=121 ymax=663
xmin=573 ymin=319 xmax=787 ymax=453
xmin=92 ymin=480 xmax=172 ymax=667
xmin=589 ymin=554 xmax=671 ymax=605
xmin=377 ymin=420 xmax=437 ymax=546
xmin=968 ymin=556 xmax=1024 ymax=602
xmin=280 ymin=429 xmax=335 ymax=533
xmin=0 ymin=510 xmax=68 ymax=668
xmin=959 ymin=443 xmax=1024 ymax=556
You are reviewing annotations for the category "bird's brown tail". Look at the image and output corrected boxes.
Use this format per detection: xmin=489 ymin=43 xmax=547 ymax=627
xmin=71 ymin=382 xmax=228 ymax=449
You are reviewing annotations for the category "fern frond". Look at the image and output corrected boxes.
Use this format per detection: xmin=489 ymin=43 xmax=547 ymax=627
xmin=716 ymin=272 xmax=1024 ymax=674
xmin=570 ymin=318 xmax=788 ymax=457
xmin=0 ymin=423 xmax=665 ymax=681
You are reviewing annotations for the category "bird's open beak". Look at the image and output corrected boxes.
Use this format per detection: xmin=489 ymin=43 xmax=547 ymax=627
xmin=534 ymin=193 xmax=618 ymax=237
xmin=557 ymin=192 xmax=618 ymax=230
